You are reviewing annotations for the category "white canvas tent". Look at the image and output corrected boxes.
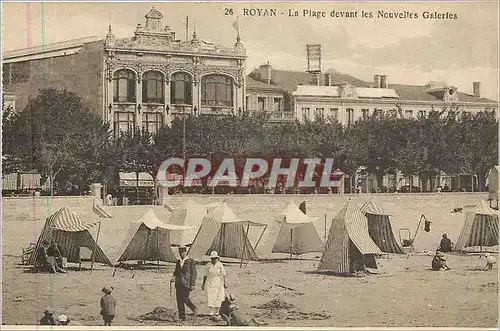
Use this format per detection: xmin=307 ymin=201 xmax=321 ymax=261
xmin=167 ymin=199 xmax=208 ymax=246
xmin=115 ymin=209 xmax=194 ymax=265
xmin=256 ymin=201 xmax=324 ymax=257
xmin=454 ymin=200 xmax=499 ymax=252
xmin=318 ymin=200 xmax=383 ymax=275
xmin=188 ymin=202 xmax=266 ymax=263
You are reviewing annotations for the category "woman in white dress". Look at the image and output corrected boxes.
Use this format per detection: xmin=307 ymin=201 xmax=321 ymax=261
xmin=201 ymin=251 xmax=227 ymax=316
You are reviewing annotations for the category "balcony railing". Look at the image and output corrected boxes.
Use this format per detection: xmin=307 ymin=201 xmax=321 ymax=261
xmin=247 ymin=110 xmax=296 ymax=121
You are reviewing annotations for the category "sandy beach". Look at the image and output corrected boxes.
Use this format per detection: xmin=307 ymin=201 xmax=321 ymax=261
xmin=2 ymin=193 xmax=498 ymax=327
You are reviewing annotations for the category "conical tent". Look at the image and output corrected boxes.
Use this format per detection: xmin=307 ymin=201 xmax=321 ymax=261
xmin=454 ymin=200 xmax=499 ymax=251
xmin=256 ymin=201 xmax=324 ymax=256
xmin=28 ymin=206 xmax=111 ymax=266
xmin=116 ymin=209 xmax=194 ymax=264
xmin=359 ymin=199 xmax=403 ymax=254
xmin=318 ymin=200 xmax=383 ymax=275
xmin=188 ymin=202 xmax=266 ymax=262
xmin=167 ymin=199 xmax=208 ymax=246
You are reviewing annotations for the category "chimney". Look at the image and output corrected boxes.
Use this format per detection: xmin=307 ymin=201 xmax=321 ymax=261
xmin=373 ymin=75 xmax=381 ymax=88
xmin=380 ymin=75 xmax=388 ymax=88
xmin=324 ymin=73 xmax=331 ymax=86
xmin=312 ymin=74 xmax=320 ymax=86
xmin=259 ymin=62 xmax=272 ymax=85
xmin=473 ymin=81 xmax=481 ymax=98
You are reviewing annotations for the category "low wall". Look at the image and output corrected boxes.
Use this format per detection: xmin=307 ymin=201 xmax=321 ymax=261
xmin=1 ymin=196 xmax=98 ymax=221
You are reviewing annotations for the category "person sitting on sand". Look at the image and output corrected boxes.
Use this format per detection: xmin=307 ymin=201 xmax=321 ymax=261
xmin=40 ymin=309 xmax=56 ymax=325
xmin=432 ymin=251 xmax=450 ymax=271
xmin=47 ymin=241 xmax=67 ymax=273
xmin=437 ymin=234 xmax=453 ymax=252
xmin=219 ymin=294 xmax=267 ymax=326
xmin=483 ymin=253 xmax=496 ymax=271
xmin=36 ymin=241 xmax=51 ymax=273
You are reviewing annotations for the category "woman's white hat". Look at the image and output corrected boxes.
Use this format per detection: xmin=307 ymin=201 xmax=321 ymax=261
xmin=210 ymin=251 xmax=219 ymax=258
xmin=57 ymin=314 xmax=68 ymax=322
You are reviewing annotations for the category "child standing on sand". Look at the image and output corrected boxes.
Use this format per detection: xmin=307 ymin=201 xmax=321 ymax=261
xmin=100 ymin=286 xmax=116 ymax=326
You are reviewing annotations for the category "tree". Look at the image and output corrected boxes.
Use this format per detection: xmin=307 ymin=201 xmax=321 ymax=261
xmin=115 ymin=127 xmax=155 ymax=201
xmin=8 ymin=88 xmax=111 ymax=195
xmin=2 ymin=102 xmax=23 ymax=174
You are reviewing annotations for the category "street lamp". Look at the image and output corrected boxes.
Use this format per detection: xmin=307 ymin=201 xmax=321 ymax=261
xmin=183 ymin=106 xmax=186 ymax=183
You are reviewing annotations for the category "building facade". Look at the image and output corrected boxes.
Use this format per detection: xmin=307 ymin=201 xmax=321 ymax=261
xmin=293 ymin=74 xmax=498 ymax=125
xmin=247 ymin=65 xmax=498 ymax=193
xmin=3 ymin=8 xmax=246 ymax=136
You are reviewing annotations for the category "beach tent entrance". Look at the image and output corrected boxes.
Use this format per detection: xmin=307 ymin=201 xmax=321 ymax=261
xmin=115 ymin=209 xmax=194 ymax=265
xmin=454 ymin=200 xmax=499 ymax=252
xmin=28 ymin=206 xmax=111 ymax=267
xmin=360 ymin=200 xmax=403 ymax=254
xmin=318 ymin=200 xmax=383 ymax=275
xmin=256 ymin=201 xmax=324 ymax=258
xmin=188 ymin=202 xmax=266 ymax=265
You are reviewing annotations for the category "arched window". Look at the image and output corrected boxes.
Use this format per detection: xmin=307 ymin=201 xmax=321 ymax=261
xmin=113 ymin=70 xmax=136 ymax=103
xmin=170 ymin=72 xmax=192 ymax=105
xmin=142 ymin=71 xmax=164 ymax=103
xmin=201 ymin=75 xmax=233 ymax=107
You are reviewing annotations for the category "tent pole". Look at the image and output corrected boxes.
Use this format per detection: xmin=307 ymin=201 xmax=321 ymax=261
xmin=410 ymin=215 xmax=424 ymax=253
xmin=254 ymin=224 xmax=267 ymax=250
xmin=324 ymin=214 xmax=327 ymax=242
xmin=90 ymin=220 xmax=102 ymax=273
xmin=240 ymin=224 xmax=247 ymax=268
xmin=157 ymin=229 xmax=160 ymax=272
xmin=290 ymin=228 xmax=293 ymax=260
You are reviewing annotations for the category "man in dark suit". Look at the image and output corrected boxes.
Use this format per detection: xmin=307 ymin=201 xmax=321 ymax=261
xmin=171 ymin=246 xmax=197 ymax=320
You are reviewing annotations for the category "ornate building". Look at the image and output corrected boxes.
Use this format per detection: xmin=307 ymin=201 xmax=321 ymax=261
xmin=104 ymin=8 xmax=246 ymax=134
xmin=3 ymin=8 xmax=246 ymax=136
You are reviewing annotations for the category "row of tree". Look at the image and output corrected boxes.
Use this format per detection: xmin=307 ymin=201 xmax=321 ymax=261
xmin=2 ymin=88 xmax=498 ymax=195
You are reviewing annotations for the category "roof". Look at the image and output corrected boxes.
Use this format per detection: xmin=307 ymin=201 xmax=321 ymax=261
xmin=389 ymin=84 xmax=497 ymax=103
xmin=134 ymin=209 xmax=194 ymax=230
xmin=48 ymin=206 xmax=99 ymax=232
xmin=360 ymin=200 xmax=391 ymax=216
xmin=246 ymin=76 xmax=287 ymax=92
xmin=294 ymin=85 xmax=339 ymax=97
xmin=3 ymin=36 xmax=101 ymax=60
xmin=145 ymin=7 xmax=163 ymax=19
xmin=207 ymin=202 xmax=265 ymax=226
xmin=277 ymin=201 xmax=319 ymax=225
xmin=356 ymin=87 xmax=399 ymax=99
xmin=248 ymin=67 xmax=369 ymax=93
xmin=472 ymin=200 xmax=499 ymax=216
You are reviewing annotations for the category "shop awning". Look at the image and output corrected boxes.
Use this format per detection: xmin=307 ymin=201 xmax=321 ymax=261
xmin=119 ymin=172 xmax=154 ymax=187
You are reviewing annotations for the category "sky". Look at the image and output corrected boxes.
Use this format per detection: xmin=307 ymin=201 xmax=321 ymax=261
xmin=2 ymin=1 xmax=499 ymax=100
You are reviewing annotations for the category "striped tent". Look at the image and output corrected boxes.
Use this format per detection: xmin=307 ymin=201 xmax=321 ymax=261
xmin=360 ymin=199 xmax=403 ymax=254
xmin=454 ymin=200 xmax=499 ymax=251
xmin=28 ymin=206 xmax=111 ymax=266
xmin=167 ymin=199 xmax=208 ymax=246
xmin=188 ymin=202 xmax=266 ymax=262
xmin=256 ymin=201 xmax=324 ymax=256
xmin=116 ymin=209 xmax=194 ymax=264
xmin=318 ymin=200 xmax=383 ymax=275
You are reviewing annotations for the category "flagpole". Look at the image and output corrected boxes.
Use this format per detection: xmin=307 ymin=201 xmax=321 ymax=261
xmin=185 ymin=16 xmax=189 ymax=41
